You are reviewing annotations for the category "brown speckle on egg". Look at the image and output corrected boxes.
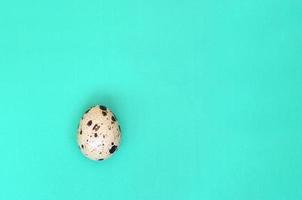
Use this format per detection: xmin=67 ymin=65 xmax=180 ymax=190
xmin=87 ymin=120 xmax=92 ymax=126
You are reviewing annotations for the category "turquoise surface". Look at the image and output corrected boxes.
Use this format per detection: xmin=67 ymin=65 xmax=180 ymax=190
xmin=0 ymin=0 xmax=302 ymax=199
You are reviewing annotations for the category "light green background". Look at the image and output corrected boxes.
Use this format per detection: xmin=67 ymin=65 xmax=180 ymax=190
xmin=0 ymin=0 xmax=302 ymax=199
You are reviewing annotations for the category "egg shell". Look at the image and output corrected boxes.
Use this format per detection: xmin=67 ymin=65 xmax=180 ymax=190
xmin=77 ymin=105 xmax=121 ymax=161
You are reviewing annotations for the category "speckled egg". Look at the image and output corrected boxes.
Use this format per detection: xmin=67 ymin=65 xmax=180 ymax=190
xmin=77 ymin=105 xmax=121 ymax=161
